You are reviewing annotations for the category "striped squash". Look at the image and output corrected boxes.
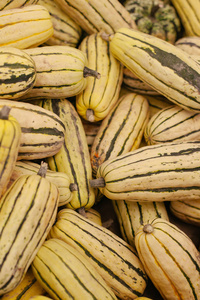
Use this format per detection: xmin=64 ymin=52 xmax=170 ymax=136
xmin=123 ymin=67 xmax=160 ymax=96
xmin=9 ymin=160 xmax=73 ymax=206
xmin=145 ymin=95 xmax=172 ymax=118
xmin=109 ymin=28 xmax=200 ymax=112
xmin=135 ymin=218 xmax=200 ymax=300
xmin=54 ymin=0 xmax=136 ymax=35
xmin=29 ymin=297 xmax=53 ymax=300
xmin=118 ymin=88 xmax=172 ymax=118
xmin=0 ymin=47 xmax=36 ymax=99
xmin=0 ymin=163 xmax=59 ymax=295
xmin=49 ymin=208 xmax=148 ymax=300
xmin=118 ymin=85 xmax=132 ymax=97
xmin=0 ymin=5 xmax=53 ymax=49
xmin=38 ymin=0 xmax=82 ymax=47
xmin=85 ymin=207 xmax=102 ymax=226
xmin=90 ymin=92 xmax=149 ymax=175
xmin=90 ymin=141 xmax=200 ymax=202
xmin=0 ymin=268 xmax=47 ymax=300
xmin=144 ymin=104 xmax=200 ymax=145
xmin=170 ymin=199 xmax=200 ymax=227
xmin=76 ymin=32 xmax=123 ymax=122
xmin=21 ymin=45 xmax=100 ymax=99
xmin=175 ymin=36 xmax=200 ymax=56
xmin=0 ymin=0 xmax=39 ymax=10
xmin=81 ymin=119 xmax=102 ymax=152
xmin=38 ymin=98 xmax=95 ymax=210
xmin=112 ymin=200 xmax=169 ymax=247
xmin=31 ymin=238 xmax=117 ymax=300
xmin=170 ymin=0 xmax=200 ymax=36
xmin=0 ymin=106 xmax=21 ymax=198
xmin=191 ymin=55 xmax=200 ymax=64
xmin=0 ymin=99 xmax=65 ymax=160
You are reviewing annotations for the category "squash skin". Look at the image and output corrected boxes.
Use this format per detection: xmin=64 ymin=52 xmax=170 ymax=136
xmin=109 ymin=28 xmax=200 ymax=113
xmin=124 ymin=0 xmax=181 ymax=44
xmin=135 ymin=218 xmax=200 ymax=300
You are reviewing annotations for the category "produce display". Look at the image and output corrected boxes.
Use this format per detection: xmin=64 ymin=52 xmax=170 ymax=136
xmin=0 ymin=1 xmax=200 ymax=300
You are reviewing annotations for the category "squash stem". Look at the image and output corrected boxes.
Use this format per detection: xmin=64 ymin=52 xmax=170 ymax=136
xmin=86 ymin=109 xmax=95 ymax=122
xmin=83 ymin=66 xmax=101 ymax=79
xmin=100 ymin=32 xmax=114 ymax=42
xmin=143 ymin=223 xmax=154 ymax=234
xmin=102 ymin=219 xmax=114 ymax=228
xmin=69 ymin=183 xmax=78 ymax=192
xmin=37 ymin=161 xmax=48 ymax=178
xmin=0 ymin=105 xmax=11 ymax=120
xmin=77 ymin=207 xmax=87 ymax=218
xmin=90 ymin=177 xmax=105 ymax=188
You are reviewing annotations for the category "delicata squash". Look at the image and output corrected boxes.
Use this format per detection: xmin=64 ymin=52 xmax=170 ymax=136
xmin=135 ymin=218 xmax=200 ymax=300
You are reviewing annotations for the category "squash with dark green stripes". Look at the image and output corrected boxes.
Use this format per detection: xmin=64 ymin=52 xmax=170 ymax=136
xmin=0 ymin=5 xmax=53 ymax=49
xmin=37 ymin=98 xmax=95 ymax=210
xmin=90 ymin=92 xmax=149 ymax=176
xmin=135 ymin=218 xmax=200 ymax=300
xmin=0 ymin=268 xmax=47 ymax=300
xmin=0 ymin=106 xmax=21 ymax=198
xmin=170 ymin=199 xmax=200 ymax=227
xmin=112 ymin=200 xmax=169 ymax=247
xmin=20 ymin=45 xmax=100 ymax=100
xmin=81 ymin=119 xmax=102 ymax=152
xmin=85 ymin=207 xmax=102 ymax=226
xmin=38 ymin=0 xmax=82 ymax=47
xmin=0 ymin=47 xmax=36 ymax=99
xmin=90 ymin=141 xmax=200 ymax=202
xmin=144 ymin=104 xmax=200 ymax=145
xmin=123 ymin=67 xmax=160 ymax=96
xmin=0 ymin=162 xmax=59 ymax=295
xmin=109 ymin=28 xmax=200 ymax=112
xmin=76 ymin=32 xmax=123 ymax=122
xmin=0 ymin=0 xmax=39 ymax=10
xmin=49 ymin=208 xmax=148 ymax=299
xmin=170 ymin=0 xmax=200 ymax=37
xmin=175 ymin=36 xmax=200 ymax=56
xmin=9 ymin=160 xmax=73 ymax=207
xmin=32 ymin=238 xmax=118 ymax=300
xmin=54 ymin=0 xmax=137 ymax=35
xmin=145 ymin=95 xmax=172 ymax=118
xmin=0 ymin=99 xmax=65 ymax=160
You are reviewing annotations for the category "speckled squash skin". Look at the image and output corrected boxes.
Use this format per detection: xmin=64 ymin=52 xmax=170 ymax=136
xmin=124 ymin=0 xmax=181 ymax=44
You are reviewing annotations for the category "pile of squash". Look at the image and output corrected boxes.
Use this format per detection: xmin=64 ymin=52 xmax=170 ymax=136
xmin=0 ymin=0 xmax=200 ymax=299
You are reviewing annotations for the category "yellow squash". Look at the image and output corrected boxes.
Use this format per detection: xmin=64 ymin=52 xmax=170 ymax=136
xmin=0 ymin=106 xmax=21 ymax=198
xmin=0 ymin=5 xmax=53 ymax=49
xmin=54 ymin=0 xmax=136 ymax=34
xmin=76 ymin=32 xmax=123 ymax=122
xmin=0 ymin=162 xmax=59 ymax=295
xmin=21 ymin=45 xmax=101 ymax=99
xmin=135 ymin=218 xmax=200 ymax=300
xmin=31 ymin=238 xmax=117 ymax=300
